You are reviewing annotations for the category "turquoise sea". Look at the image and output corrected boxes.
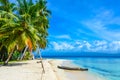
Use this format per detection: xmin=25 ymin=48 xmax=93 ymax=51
xmin=34 ymin=53 xmax=120 ymax=80
xmin=72 ymin=57 xmax=120 ymax=80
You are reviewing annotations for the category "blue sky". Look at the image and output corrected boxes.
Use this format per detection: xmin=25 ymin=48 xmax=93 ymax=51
xmin=45 ymin=0 xmax=120 ymax=53
xmin=11 ymin=0 xmax=120 ymax=53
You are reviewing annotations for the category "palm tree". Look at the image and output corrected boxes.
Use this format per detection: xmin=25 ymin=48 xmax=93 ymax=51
xmin=0 ymin=0 xmax=51 ymax=65
xmin=0 ymin=0 xmax=37 ymax=64
xmin=16 ymin=0 xmax=51 ymax=73
xmin=16 ymin=0 xmax=51 ymax=60
xmin=0 ymin=0 xmax=18 ymax=64
xmin=0 ymin=16 xmax=40 ymax=64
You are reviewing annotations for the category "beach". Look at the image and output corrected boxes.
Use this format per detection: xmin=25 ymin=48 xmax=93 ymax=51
xmin=0 ymin=59 xmax=105 ymax=80
xmin=49 ymin=59 xmax=106 ymax=80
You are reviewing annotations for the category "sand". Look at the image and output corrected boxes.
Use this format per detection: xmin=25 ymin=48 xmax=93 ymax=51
xmin=0 ymin=59 xmax=106 ymax=80
xmin=49 ymin=59 xmax=106 ymax=80
xmin=0 ymin=60 xmax=57 ymax=80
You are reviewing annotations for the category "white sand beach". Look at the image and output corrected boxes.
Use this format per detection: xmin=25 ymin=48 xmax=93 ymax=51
xmin=0 ymin=59 xmax=106 ymax=80
xmin=0 ymin=60 xmax=57 ymax=80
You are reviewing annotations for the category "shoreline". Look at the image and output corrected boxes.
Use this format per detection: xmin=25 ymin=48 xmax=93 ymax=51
xmin=0 ymin=59 xmax=106 ymax=80
xmin=63 ymin=60 xmax=106 ymax=80
xmin=49 ymin=59 xmax=106 ymax=80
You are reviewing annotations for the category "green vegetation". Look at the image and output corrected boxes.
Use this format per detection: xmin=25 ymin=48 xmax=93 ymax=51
xmin=11 ymin=51 xmax=32 ymax=60
xmin=0 ymin=0 xmax=51 ymax=65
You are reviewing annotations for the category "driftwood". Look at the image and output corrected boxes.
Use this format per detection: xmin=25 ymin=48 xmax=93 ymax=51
xmin=57 ymin=66 xmax=88 ymax=71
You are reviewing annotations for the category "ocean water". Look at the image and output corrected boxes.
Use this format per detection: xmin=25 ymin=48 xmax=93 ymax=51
xmin=34 ymin=52 xmax=120 ymax=80
xmin=72 ymin=57 xmax=120 ymax=80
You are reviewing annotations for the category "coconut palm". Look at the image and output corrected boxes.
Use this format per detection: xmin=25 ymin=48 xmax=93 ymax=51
xmin=16 ymin=0 xmax=50 ymax=73
xmin=0 ymin=0 xmax=51 ymax=64
xmin=0 ymin=0 xmax=19 ymax=64
xmin=16 ymin=0 xmax=51 ymax=59
xmin=0 ymin=13 xmax=40 ymax=64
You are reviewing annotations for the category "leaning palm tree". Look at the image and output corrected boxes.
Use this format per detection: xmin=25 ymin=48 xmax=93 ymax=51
xmin=0 ymin=0 xmax=36 ymax=63
xmin=16 ymin=0 xmax=51 ymax=60
xmin=0 ymin=16 xmax=40 ymax=64
xmin=16 ymin=0 xmax=51 ymax=73
xmin=0 ymin=0 xmax=51 ymax=65
xmin=16 ymin=0 xmax=37 ymax=60
xmin=0 ymin=0 xmax=19 ymax=64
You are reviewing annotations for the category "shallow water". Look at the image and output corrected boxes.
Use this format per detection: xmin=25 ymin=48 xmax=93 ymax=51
xmin=72 ymin=58 xmax=120 ymax=80
xmin=35 ymin=53 xmax=120 ymax=80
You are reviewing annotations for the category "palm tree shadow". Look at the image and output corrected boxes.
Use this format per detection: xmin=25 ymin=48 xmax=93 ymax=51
xmin=2 ymin=62 xmax=28 ymax=67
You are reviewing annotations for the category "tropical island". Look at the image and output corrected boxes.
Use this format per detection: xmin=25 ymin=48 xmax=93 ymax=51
xmin=0 ymin=0 xmax=119 ymax=80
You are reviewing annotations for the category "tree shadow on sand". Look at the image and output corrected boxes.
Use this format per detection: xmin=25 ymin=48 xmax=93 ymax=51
xmin=1 ymin=62 xmax=28 ymax=67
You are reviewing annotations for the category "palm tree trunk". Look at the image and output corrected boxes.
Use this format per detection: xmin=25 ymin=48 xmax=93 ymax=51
xmin=38 ymin=46 xmax=45 ymax=73
xmin=30 ymin=51 xmax=34 ymax=60
xmin=4 ymin=50 xmax=14 ymax=65
xmin=17 ymin=51 xmax=22 ymax=60
xmin=20 ymin=46 xmax=28 ymax=60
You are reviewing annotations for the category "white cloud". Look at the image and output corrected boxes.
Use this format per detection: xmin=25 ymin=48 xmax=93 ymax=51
xmin=55 ymin=35 xmax=71 ymax=39
xmin=51 ymin=42 xmax=74 ymax=51
xmin=93 ymin=40 xmax=107 ymax=46
xmin=47 ymin=40 xmax=120 ymax=53
xmin=82 ymin=41 xmax=92 ymax=50
xmin=82 ymin=9 xmax=120 ymax=41
xmin=109 ymin=41 xmax=120 ymax=51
